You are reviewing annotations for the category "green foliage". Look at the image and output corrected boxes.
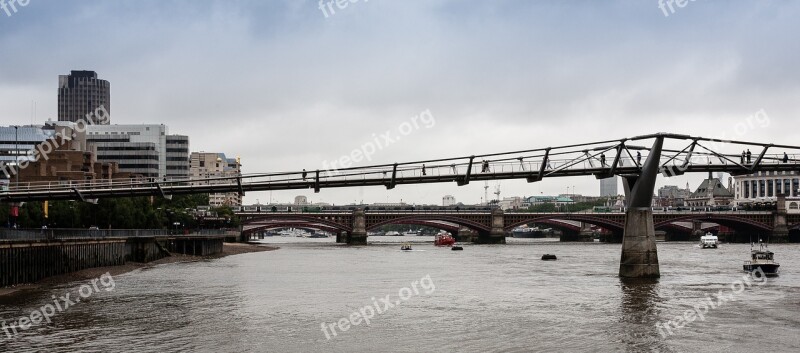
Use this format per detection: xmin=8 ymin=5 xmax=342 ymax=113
xmin=4 ymin=194 xmax=212 ymax=229
xmin=205 ymin=205 xmax=239 ymax=227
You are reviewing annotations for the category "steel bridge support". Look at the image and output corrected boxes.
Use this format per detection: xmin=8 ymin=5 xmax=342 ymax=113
xmin=619 ymin=136 xmax=663 ymax=278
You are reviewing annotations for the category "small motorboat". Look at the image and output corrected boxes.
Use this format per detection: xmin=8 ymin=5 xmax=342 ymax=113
xmin=743 ymin=239 xmax=779 ymax=276
xmin=699 ymin=232 xmax=718 ymax=249
xmin=401 ymin=243 xmax=413 ymax=251
xmin=451 ymin=246 xmax=463 ymax=251
xmin=541 ymin=254 xmax=557 ymax=261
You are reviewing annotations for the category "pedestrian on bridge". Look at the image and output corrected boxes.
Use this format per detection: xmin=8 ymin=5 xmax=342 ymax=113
xmin=302 ymin=169 xmax=307 ymax=180
xmin=784 ymin=152 xmax=789 ymax=163
xmin=746 ymin=149 xmax=752 ymax=164
xmin=636 ymin=151 xmax=642 ymax=166
xmin=482 ymin=160 xmax=490 ymax=173
xmin=422 ymin=164 xmax=427 ymax=175
xmin=600 ymin=153 xmax=606 ymax=167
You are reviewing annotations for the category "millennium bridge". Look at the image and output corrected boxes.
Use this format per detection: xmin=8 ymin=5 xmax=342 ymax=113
xmin=3 ymin=133 xmax=800 ymax=278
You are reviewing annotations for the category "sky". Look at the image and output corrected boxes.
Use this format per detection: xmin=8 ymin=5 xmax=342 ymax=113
xmin=1 ymin=0 xmax=798 ymax=205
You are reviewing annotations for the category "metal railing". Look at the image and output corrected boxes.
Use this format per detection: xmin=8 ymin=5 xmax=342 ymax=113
xmin=0 ymin=228 xmax=235 ymax=241
xmin=3 ymin=133 xmax=800 ymax=201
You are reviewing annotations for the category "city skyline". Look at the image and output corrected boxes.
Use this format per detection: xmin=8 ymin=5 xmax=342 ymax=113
xmin=1 ymin=1 xmax=799 ymax=205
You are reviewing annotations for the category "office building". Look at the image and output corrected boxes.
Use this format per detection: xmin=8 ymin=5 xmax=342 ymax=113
xmin=190 ymin=152 xmax=242 ymax=207
xmin=600 ymin=176 xmax=618 ymax=197
xmin=58 ymin=70 xmax=111 ymax=124
xmin=0 ymin=125 xmax=55 ymax=179
xmin=86 ymin=124 xmax=167 ymax=178
xmin=165 ymin=135 xmax=190 ymax=179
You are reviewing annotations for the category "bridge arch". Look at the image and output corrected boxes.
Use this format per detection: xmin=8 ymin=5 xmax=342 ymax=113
xmin=242 ymin=214 xmax=353 ymax=232
xmin=504 ymin=215 xmax=625 ymax=233
xmin=243 ymin=222 xmax=343 ymax=235
xmin=367 ymin=215 xmax=491 ymax=233
xmin=653 ymin=214 xmax=772 ymax=232
xmin=370 ymin=220 xmax=462 ymax=233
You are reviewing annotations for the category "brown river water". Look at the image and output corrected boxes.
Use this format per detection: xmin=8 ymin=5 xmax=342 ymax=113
xmin=1 ymin=237 xmax=799 ymax=352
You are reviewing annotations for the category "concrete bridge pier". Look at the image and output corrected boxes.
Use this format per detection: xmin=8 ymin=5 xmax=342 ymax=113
xmin=619 ymin=136 xmax=663 ymax=278
xmin=691 ymin=220 xmax=704 ymax=238
xmin=474 ymin=208 xmax=507 ymax=244
xmin=772 ymin=194 xmax=789 ymax=243
xmin=347 ymin=209 xmax=368 ymax=245
xmin=455 ymin=227 xmax=477 ymax=243
xmin=335 ymin=231 xmax=345 ymax=243
xmin=561 ymin=222 xmax=594 ymax=242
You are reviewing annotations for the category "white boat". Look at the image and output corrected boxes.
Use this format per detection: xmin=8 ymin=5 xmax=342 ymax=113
xmin=385 ymin=231 xmax=401 ymax=236
xmin=403 ymin=230 xmax=419 ymax=236
xmin=699 ymin=232 xmax=718 ymax=249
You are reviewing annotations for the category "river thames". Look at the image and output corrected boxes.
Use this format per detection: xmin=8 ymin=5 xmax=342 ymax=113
xmin=1 ymin=238 xmax=799 ymax=352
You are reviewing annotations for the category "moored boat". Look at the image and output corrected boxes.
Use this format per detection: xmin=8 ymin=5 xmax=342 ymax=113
xmin=511 ymin=226 xmax=548 ymax=238
xmin=401 ymin=242 xmax=413 ymax=251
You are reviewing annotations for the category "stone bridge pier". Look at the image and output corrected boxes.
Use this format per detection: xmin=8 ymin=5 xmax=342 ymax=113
xmin=346 ymin=209 xmax=368 ymax=245
xmin=772 ymin=194 xmax=790 ymax=242
xmin=475 ymin=208 xmax=507 ymax=244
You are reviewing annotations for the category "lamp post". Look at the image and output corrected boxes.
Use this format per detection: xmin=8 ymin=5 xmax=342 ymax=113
xmin=13 ymin=125 xmax=19 ymax=187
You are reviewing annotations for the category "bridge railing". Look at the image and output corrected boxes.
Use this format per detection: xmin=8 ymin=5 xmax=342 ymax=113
xmin=7 ymin=153 xmax=797 ymax=195
xmin=0 ymin=228 xmax=234 ymax=241
xmin=3 ymin=133 xmax=800 ymax=198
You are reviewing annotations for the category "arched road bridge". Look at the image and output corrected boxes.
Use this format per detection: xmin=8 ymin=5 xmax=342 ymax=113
xmin=237 ymin=209 xmax=798 ymax=243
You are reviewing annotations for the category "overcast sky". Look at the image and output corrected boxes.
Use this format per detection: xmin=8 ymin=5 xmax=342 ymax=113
xmin=1 ymin=0 xmax=798 ymax=205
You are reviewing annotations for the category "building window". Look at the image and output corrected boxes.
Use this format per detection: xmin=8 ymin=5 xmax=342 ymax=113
xmin=794 ymin=179 xmax=800 ymax=197
xmin=790 ymin=202 xmax=799 ymax=210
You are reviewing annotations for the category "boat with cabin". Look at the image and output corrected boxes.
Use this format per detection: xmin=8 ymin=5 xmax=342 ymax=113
xmin=699 ymin=232 xmax=718 ymax=248
xmin=743 ymin=240 xmax=780 ymax=276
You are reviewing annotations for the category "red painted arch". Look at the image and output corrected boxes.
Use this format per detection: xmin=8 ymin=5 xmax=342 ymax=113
xmin=242 ymin=214 xmax=353 ymax=232
xmin=367 ymin=215 xmax=491 ymax=232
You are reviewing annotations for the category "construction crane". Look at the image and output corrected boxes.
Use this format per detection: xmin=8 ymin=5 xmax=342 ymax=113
xmin=493 ymin=182 xmax=501 ymax=202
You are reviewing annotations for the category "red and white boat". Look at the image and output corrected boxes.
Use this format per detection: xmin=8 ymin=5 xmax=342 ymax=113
xmin=434 ymin=232 xmax=456 ymax=246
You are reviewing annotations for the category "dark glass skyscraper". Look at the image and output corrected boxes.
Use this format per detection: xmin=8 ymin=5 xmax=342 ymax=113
xmin=58 ymin=70 xmax=111 ymax=124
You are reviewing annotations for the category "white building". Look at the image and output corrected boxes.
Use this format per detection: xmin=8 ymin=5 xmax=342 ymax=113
xmin=0 ymin=125 xmax=55 ymax=176
xmin=733 ymin=171 xmax=800 ymax=213
xmin=498 ymin=196 xmax=523 ymax=210
xmin=442 ymin=195 xmax=456 ymax=207
xmin=86 ymin=124 xmax=168 ymax=178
